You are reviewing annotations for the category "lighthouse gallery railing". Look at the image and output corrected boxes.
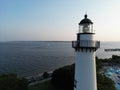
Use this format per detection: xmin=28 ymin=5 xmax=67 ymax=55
xmin=72 ymin=40 xmax=100 ymax=49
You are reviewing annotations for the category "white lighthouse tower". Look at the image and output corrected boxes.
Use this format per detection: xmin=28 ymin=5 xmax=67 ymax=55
xmin=72 ymin=14 xmax=100 ymax=90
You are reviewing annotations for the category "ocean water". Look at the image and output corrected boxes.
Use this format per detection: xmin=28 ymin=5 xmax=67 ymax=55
xmin=0 ymin=41 xmax=120 ymax=77
xmin=96 ymin=41 xmax=120 ymax=59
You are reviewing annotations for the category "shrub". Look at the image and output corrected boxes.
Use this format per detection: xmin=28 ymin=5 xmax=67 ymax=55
xmin=51 ymin=64 xmax=74 ymax=90
xmin=0 ymin=74 xmax=28 ymax=90
xmin=43 ymin=72 xmax=49 ymax=79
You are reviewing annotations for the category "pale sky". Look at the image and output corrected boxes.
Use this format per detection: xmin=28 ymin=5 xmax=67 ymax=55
xmin=0 ymin=0 xmax=120 ymax=41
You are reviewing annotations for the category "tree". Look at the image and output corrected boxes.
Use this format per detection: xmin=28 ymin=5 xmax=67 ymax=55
xmin=51 ymin=64 xmax=74 ymax=90
xmin=43 ymin=72 xmax=49 ymax=79
xmin=16 ymin=78 xmax=28 ymax=90
xmin=97 ymin=73 xmax=116 ymax=90
xmin=0 ymin=74 xmax=28 ymax=90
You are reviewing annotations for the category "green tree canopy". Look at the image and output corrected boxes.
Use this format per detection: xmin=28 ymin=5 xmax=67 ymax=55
xmin=0 ymin=74 xmax=28 ymax=90
xmin=51 ymin=64 xmax=74 ymax=90
xmin=43 ymin=72 xmax=49 ymax=79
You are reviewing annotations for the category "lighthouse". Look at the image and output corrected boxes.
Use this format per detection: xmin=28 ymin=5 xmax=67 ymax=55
xmin=72 ymin=14 xmax=100 ymax=90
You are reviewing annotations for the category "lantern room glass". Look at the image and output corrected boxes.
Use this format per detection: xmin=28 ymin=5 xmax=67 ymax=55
xmin=79 ymin=24 xmax=94 ymax=33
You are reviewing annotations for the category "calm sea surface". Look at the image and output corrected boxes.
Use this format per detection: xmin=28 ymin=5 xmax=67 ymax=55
xmin=0 ymin=41 xmax=120 ymax=77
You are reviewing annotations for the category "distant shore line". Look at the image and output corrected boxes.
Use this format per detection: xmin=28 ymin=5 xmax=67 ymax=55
xmin=0 ymin=41 xmax=71 ymax=43
xmin=104 ymin=49 xmax=120 ymax=52
xmin=25 ymin=71 xmax=53 ymax=84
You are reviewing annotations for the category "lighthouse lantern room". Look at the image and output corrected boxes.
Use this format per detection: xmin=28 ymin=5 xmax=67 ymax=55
xmin=79 ymin=14 xmax=93 ymax=33
xmin=72 ymin=14 xmax=100 ymax=90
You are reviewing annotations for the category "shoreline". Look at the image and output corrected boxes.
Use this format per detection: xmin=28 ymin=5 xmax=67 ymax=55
xmin=25 ymin=71 xmax=53 ymax=84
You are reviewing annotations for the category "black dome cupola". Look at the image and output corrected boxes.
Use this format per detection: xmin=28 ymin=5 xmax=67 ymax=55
xmin=79 ymin=14 xmax=93 ymax=25
xmin=78 ymin=14 xmax=94 ymax=33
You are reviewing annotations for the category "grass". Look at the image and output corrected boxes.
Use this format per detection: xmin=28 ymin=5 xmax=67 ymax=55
xmin=28 ymin=80 xmax=57 ymax=90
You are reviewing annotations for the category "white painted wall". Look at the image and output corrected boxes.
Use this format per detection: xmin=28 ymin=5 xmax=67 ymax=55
xmin=80 ymin=34 xmax=95 ymax=40
xmin=78 ymin=34 xmax=96 ymax=47
xmin=74 ymin=50 xmax=97 ymax=90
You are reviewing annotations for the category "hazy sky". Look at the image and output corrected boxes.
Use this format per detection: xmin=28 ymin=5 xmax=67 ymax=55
xmin=0 ymin=0 xmax=120 ymax=41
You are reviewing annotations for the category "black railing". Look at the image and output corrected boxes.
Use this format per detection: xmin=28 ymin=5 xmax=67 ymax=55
xmin=72 ymin=40 xmax=100 ymax=49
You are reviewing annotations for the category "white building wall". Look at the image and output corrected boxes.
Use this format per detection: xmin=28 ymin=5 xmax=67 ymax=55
xmin=80 ymin=34 xmax=94 ymax=40
xmin=74 ymin=50 xmax=97 ymax=90
xmin=78 ymin=34 xmax=96 ymax=47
